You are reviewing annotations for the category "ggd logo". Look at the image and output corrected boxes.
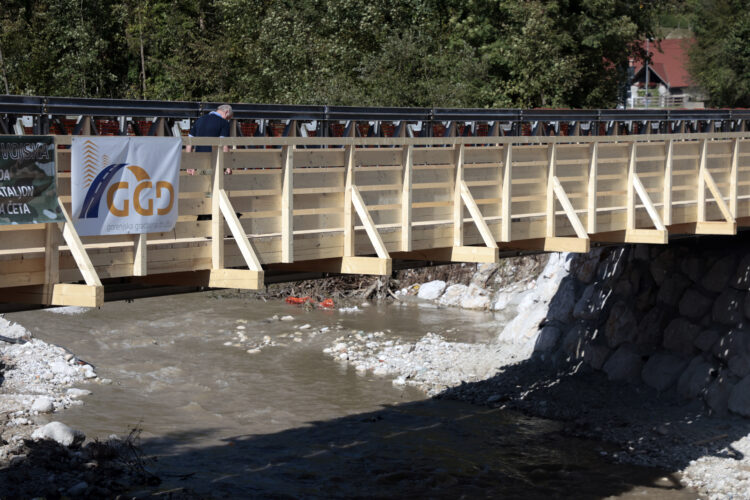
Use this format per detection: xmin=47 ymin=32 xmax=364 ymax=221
xmin=78 ymin=164 xmax=174 ymax=219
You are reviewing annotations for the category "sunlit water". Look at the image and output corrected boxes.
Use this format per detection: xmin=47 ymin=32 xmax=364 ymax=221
xmin=8 ymin=293 xmax=703 ymax=498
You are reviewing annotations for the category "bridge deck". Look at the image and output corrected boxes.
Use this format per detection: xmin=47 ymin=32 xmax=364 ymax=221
xmin=1 ymin=132 xmax=749 ymax=307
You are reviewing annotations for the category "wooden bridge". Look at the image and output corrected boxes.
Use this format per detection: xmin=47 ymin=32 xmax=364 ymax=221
xmin=1 ymin=130 xmax=749 ymax=309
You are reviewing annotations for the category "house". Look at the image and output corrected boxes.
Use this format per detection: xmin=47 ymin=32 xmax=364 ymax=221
xmin=628 ymin=38 xmax=705 ymax=109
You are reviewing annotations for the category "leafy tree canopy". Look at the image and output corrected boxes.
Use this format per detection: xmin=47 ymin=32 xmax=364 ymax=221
xmin=0 ymin=0 xmax=672 ymax=108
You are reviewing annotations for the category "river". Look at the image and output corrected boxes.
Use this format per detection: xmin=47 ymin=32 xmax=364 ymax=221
xmin=7 ymin=292 xmax=703 ymax=498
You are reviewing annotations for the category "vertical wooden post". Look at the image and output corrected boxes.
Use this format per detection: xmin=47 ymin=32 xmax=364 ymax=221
xmin=587 ymin=141 xmax=598 ymax=233
xmin=281 ymin=145 xmax=294 ymax=262
xmin=45 ymin=223 xmax=60 ymax=301
xmin=212 ymin=148 xmax=225 ymax=269
xmin=546 ymin=143 xmax=557 ymax=238
xmin=627 ymin=142 xmax=637 ymax=230
xmin=663 ymin=139 xmax=673 ymax=226
xmin=400 ymin=145 xmax=413 ymax=252
xmin=453 ymin=144 xmax=465 ymax=246
xmin=730 ymin=138 xmax=739 ymax=217
xmin=344 ymin=145 xmax=355 ymax=257
xmin=501 ymin=142 xmax=512 ymax=242
xmin=698 ymin=139 xmax=708 ymax=223
xmin=133 ymin=234 xmax=147 ymax=276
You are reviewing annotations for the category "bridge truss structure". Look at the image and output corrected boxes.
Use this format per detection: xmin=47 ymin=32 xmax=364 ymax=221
xmin=1 ymin=95 xmax=750 ymax=310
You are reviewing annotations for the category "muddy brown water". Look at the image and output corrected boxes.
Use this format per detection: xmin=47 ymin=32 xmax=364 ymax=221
xmin=9 ymin=293 xmax=704 ymax=499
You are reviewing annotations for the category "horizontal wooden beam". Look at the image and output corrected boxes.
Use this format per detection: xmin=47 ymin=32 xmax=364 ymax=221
xmin=0 ymin=283 xmax=103 ymax=307
xmin=392 ymin=246 xmax=498 ymax=264
xmin=498 ymin=237 xmax=588 ymax=253
xmin=139 ymin=269 xmax=263 ymax=289
xmin=268 ymin=256 xmax=391 ymax=275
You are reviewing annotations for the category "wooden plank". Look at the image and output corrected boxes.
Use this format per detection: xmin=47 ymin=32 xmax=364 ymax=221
xmin=731 ymin=138 xmax=739 ymax=217
xmin=133 ymin=234 xmax=147 ymax=276
xmin=632 ymin=174 xmax=667 ymax=231
xmin=344 ymin=146 xmax=355 ymax=257
xmin=552 ymin=177 xmax=588 ymax=239
xmin=45 ymin=224 xmax=60 ymax=286
xmin=212 ymin=149 xmax=225 ymax=269
xmin=401 ymin=145 xmax=413 ymax=251
xmin=453 ymin=144 xmax=465 ymax=246
xmin=351 ymin=186 xmax=389 ymax=259
xmin=218 ymin=190 xmax=263 ymax=272
xmin=391 ymin=246 xmax=498 ymax=264
xmin=663 ymin=139 xmax=673 ymax=226
xmin=703 ymin=167 xmax=734 ymax=222
xmin=587 ymin=142 xmax=598 ymax=233
xmin=698 ymin=139 xmax=708 ymax=222
xmin=460 ymin=181 xmax=498 ymax=248
xmin=281 ymin=145 xmax=294 ymax=262
xmin=208 ymin=268 xmax=263 ymax=289
xmin=627 ymin=142 xmax=637 ymax=230
xmin=501 ymin=144 xmax=512 ymax=242
xmin=625 ymin=228 xmax=668 ymax=244
xmin=1 ymin=283 xmax=103 ymax=308
xmin=340 ymin=256 xmax=392 ymax=275
xmin=546 ymin=144 xmax=557 ymax=237
xmin=695 ymin=221 xmax=737 ymax=235
xmin=58 ymin=200 xmax=102 ymax=287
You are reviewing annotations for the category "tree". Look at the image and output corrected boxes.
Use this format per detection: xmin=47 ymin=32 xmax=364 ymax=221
xmin=687 ymin=0 xmax=750 ymax=107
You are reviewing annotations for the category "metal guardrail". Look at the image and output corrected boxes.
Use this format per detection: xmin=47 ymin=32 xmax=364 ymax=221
xmin=1 ymin=95 xmax=749 ymax=137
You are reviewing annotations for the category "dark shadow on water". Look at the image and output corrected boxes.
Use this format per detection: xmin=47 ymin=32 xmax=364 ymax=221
xmin=127 ymin=369 xmax=725 ymax=499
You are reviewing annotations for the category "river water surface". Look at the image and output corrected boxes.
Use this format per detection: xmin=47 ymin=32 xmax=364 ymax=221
xmin=8 ymin=292 xmax=703 ymax=499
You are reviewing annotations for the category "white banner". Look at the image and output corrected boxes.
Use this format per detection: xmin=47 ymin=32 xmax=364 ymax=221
xmin=71 ymin=137 xmax=181 ymax=236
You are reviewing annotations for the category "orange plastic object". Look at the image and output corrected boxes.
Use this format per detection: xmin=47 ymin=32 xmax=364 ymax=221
xmin=285 ymin=296 xmax=313 ymax=305
xmin=319 ymin=298 xmax=335 ymax=309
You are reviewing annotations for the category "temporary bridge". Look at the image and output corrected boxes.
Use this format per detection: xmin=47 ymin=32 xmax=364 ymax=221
xmin=1 ymin=96 xmax=750 ymax=309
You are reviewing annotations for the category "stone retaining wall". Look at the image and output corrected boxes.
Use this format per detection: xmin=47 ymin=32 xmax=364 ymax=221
xmin=534 ymin=234 xmax=750 ymax=417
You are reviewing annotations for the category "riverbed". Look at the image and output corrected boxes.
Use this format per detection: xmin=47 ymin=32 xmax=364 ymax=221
xmin=5 ymin=292 xmax=703 ymax=498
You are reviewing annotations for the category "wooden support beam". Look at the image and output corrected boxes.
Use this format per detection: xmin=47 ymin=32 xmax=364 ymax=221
xmin=212 ymin=149 xmax=225 ymax=269
xmin=392 ymin=246 xmax=498 ymax=264
xmin=591 ymin=230 xmax=667 ymax=245
xmin=268 ymin=256 xmax=391 ymax=276
xmin=546 ymin=144 xmax=557 ymax=237
xmin=587 ymin=142 xmax=598 ymax=233
xmin=730 ymin=138 xmax=739 ymax=217
xmin=627 ymin=142 xmax=637 ymax=230
xmin=401 ymin=145 xmax=413 ymax=252
xmin=632 ymin=174 xmax=667 ymax=232
xmin=45 ymin=224 xmax=59 ymax=287
xmin=344 ymin=145 xmax=355 ymax=257
xmin=663 ymin=139 xmax=673 ymax=226
xmin=208 ymin=269 xmax=263 ymax=289
xmin=497 ymin=237 xmax=589 ymax=253
xmin=552 ymin=176 xmax=589 ymax=240
xmin=218 ymin=189 xmax=263 ymax=274
xmin=453 ymin=144 xmax=465 ymax=246
xmin=703 ymin=167 xmax=734 ymax=223
xmin=1 ymin=283 xmax=103 ymax=308
xmin=501 ymin=143 xmax=512 ymax=242
xmin=281 ymin=144 xmax=294 ymax=262
xmin=698 ymin=139 xmax=708 ymax=222
xmin=351 ymin=185 xmax=389 ymax=259
xmin=133 ymin=234 xmax=147 ymax=276
xmin=58 ymin=200 xmax=102 ymax=288
xmin=460 ymin=181 xmax=498 ymax=249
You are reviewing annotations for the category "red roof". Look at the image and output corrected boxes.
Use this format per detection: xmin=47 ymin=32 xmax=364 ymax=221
xmin=632 ymin=39 xmax=694 ymax=89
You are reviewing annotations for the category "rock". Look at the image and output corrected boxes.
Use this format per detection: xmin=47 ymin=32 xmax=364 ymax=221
xmin=417 ymin=280 xmax=447 ymax=300
xmin=732 ymin=253 xmax=750 ymax=290
xmin=597 ymin=247 xmax=629 ymax=283
xmin=603 ymin=344 xmax=644 ymax=384
xmin=604 ymin=301 xmax=637 ymax=348
xmin=641 ymin=352 xmax=689 ymax=391
xmin=633 ymin=244 xmax=650 ymax=262
xmin=280 ymin=315 xmax=294 ymax=321
xmin=67 ymin=481 xmax=88 ymax=497
xmin=713 ymin=288 xmax=745 ymax=326
xmin=702 ymin=254 xmax=737 ymax=293
xmin=705 ymin=373 xmax=735 ymax=416
xmin=31 ymin=422 xmax=85 ymax=448
xmin=680 ymin=255 xmax=704 ymax=284
xmin=678 ymin=288 xmax=714 ymax=321
xmin=582 ymin=341 xmax=611 ymax=370
xmin=656 ymin=273 xmax=691 ymax=307
xmin=728 ymin=353 xmax=750 ymax=378
xmin=470 ymin=264 xmax=498 ymax=287
xmin=66 ymin=388 xmax=92 ymax=399
xmin=575 ymin=253 xmax=600 ymax=284
xmin=712 ymin=327 xmax=750 ymax=361
xmin=677 ymin=356 xmax=717 ymax=399
xmin=635 ymin=307 xmax=669 ymax=352
xmin=572 ymin=284 xmax=612 ymax=321
xmin=728 ymin=375 xmax=750 ymax=417
xmin=546 ymin=278 xmax=577 ymax=324
xmin=460 ymin=284 xmax=491 ymax=310
xmin=662 ymin=318 xmax=702 ymax=357
xmin=81 ymin=364 xmax=96 ymax=379
xmin=649 ymin=250 xmax=675 ymax=286
xmin=534 ymin=326 xmax=561 ymax=352
xmin=694 ymin=329 xmax=720 ymax=352
xmin=561 ymin=323 xmax=592 ymax=358
xmin=438 ymin=284 xmax=468 ymax=307
xmin=49 ymin=359 xmax=78 ymax=377
xmin=31 ymin=397 xmax=54 ymax=414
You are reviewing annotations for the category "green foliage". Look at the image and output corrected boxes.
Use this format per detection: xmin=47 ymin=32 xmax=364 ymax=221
xmin=687 ymin=0 xmax=750 ymax=107
xmin=0 ymin=0 xmax=671 ymax=108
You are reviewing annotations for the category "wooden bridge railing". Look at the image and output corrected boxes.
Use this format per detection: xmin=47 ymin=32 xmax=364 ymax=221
xmin=1 ymin=132 xmax=749 ymax=307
